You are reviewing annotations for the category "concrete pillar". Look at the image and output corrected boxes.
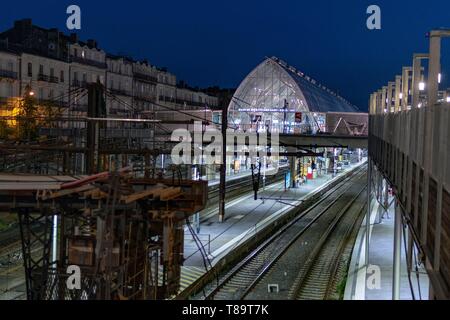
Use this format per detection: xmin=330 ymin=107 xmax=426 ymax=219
xmin=381 ymin=87 xmax=388 ymax=113
xmin=393 ymin=201 xmax=402 ymax=300
xmin=369 ymin=93 xmax=375 ymax=115
xmin=387 ymin=82 xmax=395 ymax=113
xmin=289 ymin=156 xmax=297 ymax=188
xmin=394 ymin=75 xmax=402 ymax=112
xmin=412 ymin=54 xmax=428 ymax=109
xmin=428 ymin=32 xmax=441 ymax=107
xmin=376 ymin=90 xmax=382 ymax=114
xmin=401 ymin=67 xmax=412 ymax=111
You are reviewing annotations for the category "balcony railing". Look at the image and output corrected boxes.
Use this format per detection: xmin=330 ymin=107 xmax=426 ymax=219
xmin=38 ymin=74 xmax=59 ymax=83
xmin=72 ymin=80 xmax=89 ymax=89
xmin=158 ymin=96 xmax=206 ymax=108
xmin=70 ymin=104 xmax=88 ymax=112
xmin=134 ymin=94 xmax=156 ymax=103
xmin=37 ymin=99 xmax=69 ymax=108
xmin=70 ymin=55 xmax=107 ymax=69
xmin=133 ymin=72 xmax=157 ymax=83
xmin=109 ymin=88 xmax=133 ymax=97
xmin=0 ymin=69 xmax=18 ymax=80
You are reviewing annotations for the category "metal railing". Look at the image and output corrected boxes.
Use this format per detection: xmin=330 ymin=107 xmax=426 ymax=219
xmin=133 ymin=72 xmax=158 ymax=83
xmin=38 ymin=74 xmax=59 ymax=83
xmin=70 ymin=56 xmax=107 ymax=69
xmin=0 ymin=69 xmax=18 ymax=79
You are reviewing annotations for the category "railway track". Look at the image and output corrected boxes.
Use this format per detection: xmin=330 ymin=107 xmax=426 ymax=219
xmin=192 ymin=166 xmax=367 ymax=300
xmin=289 ymin=186 xmax=366 ymax=300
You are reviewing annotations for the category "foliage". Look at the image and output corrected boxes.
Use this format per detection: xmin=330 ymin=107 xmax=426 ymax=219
xmin=14 ymin=95 xmax=63 ymax=141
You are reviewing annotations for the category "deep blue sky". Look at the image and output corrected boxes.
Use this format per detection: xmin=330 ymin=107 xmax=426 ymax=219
xmin=2 ymin=0 xmax=450 ymax=110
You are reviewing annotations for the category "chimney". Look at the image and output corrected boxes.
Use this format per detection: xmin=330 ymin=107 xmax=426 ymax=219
xmin=14 ymin=19 xmax=32 ymax=29
xmin=70 ymin=33 xmax=79 ymax=43
xmin=87 ymin=39 xmax=97 ymax=48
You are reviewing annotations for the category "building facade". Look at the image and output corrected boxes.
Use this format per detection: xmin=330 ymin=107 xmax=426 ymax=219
xmin=0 ymin=19 xmax=218 ymax=125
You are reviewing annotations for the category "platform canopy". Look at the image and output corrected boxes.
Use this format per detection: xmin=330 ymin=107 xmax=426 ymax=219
xmin=228 ymin=57 xmax=359 ymax=134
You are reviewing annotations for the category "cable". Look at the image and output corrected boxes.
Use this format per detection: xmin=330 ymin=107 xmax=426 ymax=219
xmin=412 ymin=241 xmax=423 ymax=300
xmin=402 ymin=221 xmax=416 ymax=300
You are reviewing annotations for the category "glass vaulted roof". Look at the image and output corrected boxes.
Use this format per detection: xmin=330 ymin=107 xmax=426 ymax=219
xmin=228 ymin=57 xmax=359 ymax=133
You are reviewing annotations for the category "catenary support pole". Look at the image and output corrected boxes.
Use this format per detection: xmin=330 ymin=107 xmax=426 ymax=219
xmin=366 ymin=157 xmax=372 ymax=266
xmin=393 ymin=200 xmax=402 ymax=300
xmin=218 ymin=105 xmax=227 ymax=223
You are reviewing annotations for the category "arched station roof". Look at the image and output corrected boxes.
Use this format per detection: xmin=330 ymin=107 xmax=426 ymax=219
xmin=228 ymin=57 xmax=359 ymax=133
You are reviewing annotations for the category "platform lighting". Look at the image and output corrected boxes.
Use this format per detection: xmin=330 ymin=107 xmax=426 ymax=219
xmin=419 ymin=82 xmax=426 ymax=91
xmin=399 ymin=93 xmax=403 ymax=99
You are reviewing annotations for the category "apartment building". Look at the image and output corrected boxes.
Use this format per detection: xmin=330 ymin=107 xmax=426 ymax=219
xmin=0 ymin=19 xmax=219 ymax=125
xmin=0 ymin=48 xmax=20 ymax=114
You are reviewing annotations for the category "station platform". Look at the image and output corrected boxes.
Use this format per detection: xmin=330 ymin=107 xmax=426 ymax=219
xmin=344 ymin=196 xmax=430 ymax=300
xmin=174 ymin=160 xmax=366 ymax=294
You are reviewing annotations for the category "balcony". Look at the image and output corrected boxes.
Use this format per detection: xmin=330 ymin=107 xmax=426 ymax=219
xmin=37 ymin=99 xmax=68 ymax=108
xmin=70 ymin=55 xmax=107 ymax=69
xmin=70 ymin=104 xmax=88 ymax=112
xmin=133 ymin=72 xmax=157 ymax=83
xmin=158 ymin=96 xmax=206 ymax=108
xmin=134 ymin=94 xmax=156 ymax=102
xmin=109 ymin=88 xmax=133 ymax=97
xmin=0 ymin=69 xmax=18 ymax=80
xmin=38 ymin=73 xmax=59 ymax=83
xmin=72 ymin=80 xmax=89 ymax=89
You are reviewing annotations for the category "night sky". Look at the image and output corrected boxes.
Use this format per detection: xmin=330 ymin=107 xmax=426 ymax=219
xmin=2 ymin=0 xmax=450 ymax=110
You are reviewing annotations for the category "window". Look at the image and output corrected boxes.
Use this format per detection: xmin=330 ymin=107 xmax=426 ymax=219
xmin=82 ymin=73 xmax=87 ymax=83
xmin=39 ymin=65 xmax=44 ymax=75
xmin=74 ymin=71 xmax=78 ymax=81
xmin=60 ymin=70 xmax=64 ymax=82
xmin=74 ymin=48 xmax=78 ymax=57
xmin=27 ymin=63 xmax=33 ymax=77
xmin=39 ymin=88 xmax=44 ymax=100
xmin=50 ymin=68 xmax=54 ymax=77
xmin=6 ymin=83 xmax=13 ymax=97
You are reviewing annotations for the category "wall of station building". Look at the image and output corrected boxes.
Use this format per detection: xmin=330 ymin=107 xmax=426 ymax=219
xmin=369 ymin=104 xmax=450 ymax=297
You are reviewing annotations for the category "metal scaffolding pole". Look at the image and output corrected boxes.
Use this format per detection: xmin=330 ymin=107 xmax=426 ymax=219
xmin=393 ymin=201 xmax=402 ymax=300
xmin=218 ymin=106 xmax=227 ymax=223
xmin=366 ymin=157 xmax=372 ymax=266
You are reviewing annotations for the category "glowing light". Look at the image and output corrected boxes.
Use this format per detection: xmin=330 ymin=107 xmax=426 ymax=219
xmin=418 ymin=82 xmax=425 ymax=91
xmin=399 ymin=93 xmax=403 ymax=99
xmin=29 ymin=91 xmax=35 ymax=96
xmin=446 ymin=96 xmax=450 ymax=103
xmin=438 ymin=73 xmax=442 ymax=84
xmin=418 ymin=103 xmax=422 ymax=108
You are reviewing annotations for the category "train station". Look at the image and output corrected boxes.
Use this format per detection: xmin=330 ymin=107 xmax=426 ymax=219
xmin=0 ymin=1 xmax=449 ymax=307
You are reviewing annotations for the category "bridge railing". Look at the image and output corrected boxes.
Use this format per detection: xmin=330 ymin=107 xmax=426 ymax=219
xmin=369 ymin=102 xmax=450 ymax=297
